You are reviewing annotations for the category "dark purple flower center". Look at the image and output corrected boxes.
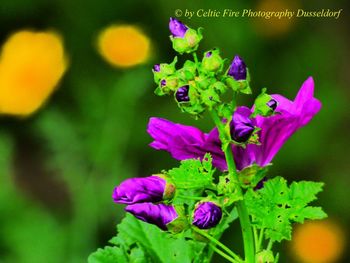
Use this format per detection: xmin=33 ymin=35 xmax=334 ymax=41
xmin=153 ymin=64 xmax=160 ymax=72
xmin=266 ymin=99 xmax=277 ymax=111
xmin=206 ymin=51 xmax=212 ymax=57
xmin=228 ymin=55 xmax=247 ymax=81
xmin=161 ymin=79 xmax=166 ymax=87
xmin=175 ymin=85 xmax=190 ymax=102
xmin=169 ymin=17 xmax=188 ymax=38
xmin=193 ymin=202 xmax=222 ymax=229
xmin=230 ymin=110 xmax=255 ymax=143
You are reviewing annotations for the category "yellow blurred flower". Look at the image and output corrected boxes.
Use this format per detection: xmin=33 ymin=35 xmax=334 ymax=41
xmin=290 ymin=220 xmax=346 ymax=263
xmin=0 ymin=30 xmax=68 ymax=116
xmin=97 ymin=24 xmax=151 ymax=68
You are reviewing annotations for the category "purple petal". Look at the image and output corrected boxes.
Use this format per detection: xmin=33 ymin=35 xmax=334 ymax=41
xmin=148 ymin=117 xmax=207 ymax=160
xmin=125 ymin=203 xmax=178 ymax=230
xmin=244 ymin=77 xmax=322 ymax=167
xmin=113 ymin=176 xmax=166 ymax=204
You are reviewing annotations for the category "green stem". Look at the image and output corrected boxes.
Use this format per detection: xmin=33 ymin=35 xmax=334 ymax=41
xmin=253 ymin=226 xmax=259 ymax=251
xmin=267 ymin=240 xmax=274 ymax=251
xmin=193 ymin=52 xmax=199 ymax=65
xmin=193 ymin=228 xmax=243 ymax=263
xmin=208 ymin=244 xmax=237 ymax=263
xmin=257 ymin=228 xmax=265 ymax=252
xmin=209 ymin=110 xmax=255 ymax=263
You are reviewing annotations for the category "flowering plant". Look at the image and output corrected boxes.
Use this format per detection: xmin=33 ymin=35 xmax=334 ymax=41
xmin=89 ymin=18 xmax=326 ymax=263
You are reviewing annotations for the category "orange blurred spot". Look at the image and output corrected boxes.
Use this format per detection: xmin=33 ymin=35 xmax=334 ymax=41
xmin=254 ymin=0 xmax=299 ymax=37
xmin=291 ymin=220 xmax=345 ymax=263
xmin=0 ymin=30 xmax=68 ymax=116
xmin=97 ymin=25 xmax=150 ymax=68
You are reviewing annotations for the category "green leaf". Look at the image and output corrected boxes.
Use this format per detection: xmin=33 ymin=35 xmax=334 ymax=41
xmin=245 ymin=176 xmax=327 ymax=243
xmin=88 ymin=246 xmax=127 ymax=263
xmin=89 ymin=214 xmax=206 ymax=263
xmin=167 ymin=153 xmax=215 ymax=189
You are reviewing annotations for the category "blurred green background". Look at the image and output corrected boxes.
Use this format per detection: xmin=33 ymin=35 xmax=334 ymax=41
xmin=0 ymin=0 xmax=349 ymax=262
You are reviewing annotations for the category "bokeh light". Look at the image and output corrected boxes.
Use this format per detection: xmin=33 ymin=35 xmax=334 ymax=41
xmin=97 ymin=24 xmax=151 ymax=68
xmin=0 ymin=30 xmax=68 ymax=116
xmin=290 ymin=219 xmax=346 ymax=263
xmin=253 ymin=0 xmax=299 ymax=37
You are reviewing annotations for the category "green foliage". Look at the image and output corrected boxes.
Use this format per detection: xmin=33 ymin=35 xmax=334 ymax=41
xmin=245 ymin=176 xmax=327 ymax=242
xmin=88 ymin=214 xmax=206 ymax=263
xmin=167 ymin=153 xmax=215 ymax=190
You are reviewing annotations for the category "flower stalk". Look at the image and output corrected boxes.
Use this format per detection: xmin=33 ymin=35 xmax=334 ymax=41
xmin=209 ymin=109 xmax=255 ymax=263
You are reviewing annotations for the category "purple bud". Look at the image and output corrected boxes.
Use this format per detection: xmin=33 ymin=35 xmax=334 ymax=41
xmin=228 ymin=55 xmax=247 ymax=81
xmin=206 ymin=51 xmax=212 ymax=57
xmin=169 ymin=17 xmax=188 ymax=38
xmin=125 ymin=203 xmax=178 ymax=230
xmin=175 ymin=85 xmax=190 ymax=102
xmin=193 ymin=202 xmax=222 ymax=229
xmin=113 ymin=176 xmax=167 ymax=204
xmin=153 ymin=64 xmax=160 ymax=72
xmin=161 ymin=79 xmax=166 ymax=87
xmin=230 ymin=107 xmax=255 ymax=143
xmin=266 ymin=99 xmax=277 ymax=111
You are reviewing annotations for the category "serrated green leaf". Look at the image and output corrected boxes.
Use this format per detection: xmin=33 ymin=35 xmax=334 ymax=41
xmin=245 ymin=176 xmax=327 ymax=243
xmin=89 ymin=214 xmax=206 ymax=263
xmin=167 ymin=153 xmax=214 ymax=189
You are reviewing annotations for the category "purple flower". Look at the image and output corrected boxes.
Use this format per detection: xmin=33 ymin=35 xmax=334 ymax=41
xmin=113 ymin=175 xmax=167 ymax=204
xmin=169 ymin=17 xmax=188 ymax=38
xmin=228 ymin=55 xmax=247 ymax=81
xmin=192 ymin=202 xmax=222 ymax=229
xmin=175 ymin=85 xmax=190 ymax=102
xmin=153 ymin=64 xmax=160 ymax=72
xmin=148 ymin=77 xmax=321 ymax=171
xmin=125 ymin=203 xmax=178 ymax=230
xmin=161 ymin=79 xmax=166 ymax=87
xmin=230 ymin=107 xmax=255 ymax=142
xmin=206 ymin=51 xmax=212 ymax=57
xmin=266 ymin=99 xmax=277 ymax=111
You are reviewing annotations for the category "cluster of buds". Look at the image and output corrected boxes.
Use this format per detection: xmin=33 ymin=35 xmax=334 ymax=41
xmin=152 ymin=18 xmax=254 ymax=116
xmin=152 ymin=18 xmax=279 ymax=144
xmin=113 ymin=175 xmax=223 ymax=231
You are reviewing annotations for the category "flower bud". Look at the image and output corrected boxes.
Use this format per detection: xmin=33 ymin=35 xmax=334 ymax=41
xmin=192 ymin=202 xmax=222 ymax=229
xmin=125 ymin=203 xmax=178 ymax=231
xmin=152 ymin=57 xmax=178 ymax=83
xmin=177 ymin=60 xmax=197 ymax=80
xmin=169 ymin=17 xmax=188 ymax=38
xmin=202 ymin=49 xmax=224 ymax=72
xmin=252 ymin=88 xmax=278 ymax=117
xmin=153 ymin=64 xmax=161 ymax=72
xmin=169 ymin=18 xmax=202 ymax=54
xmin=266 ymin=99 xmax=277 ymax=111
xmin=228 ymin=55 xmax=247 ymax=81
xmin=230 ymin=107 xmax=255 ymax=143
xmin=112 ymin=175 xmax=175 ymax=204
xmin=175 ymin=85 xmax=190 ymax=102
